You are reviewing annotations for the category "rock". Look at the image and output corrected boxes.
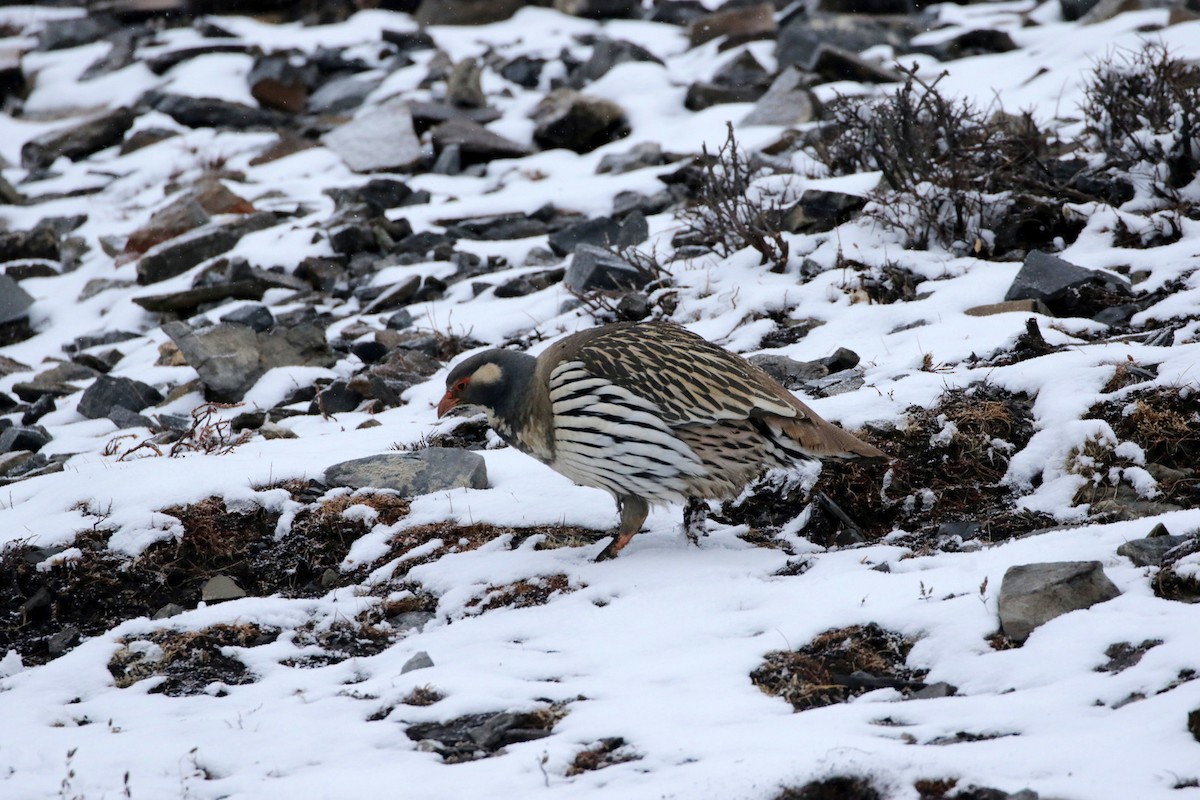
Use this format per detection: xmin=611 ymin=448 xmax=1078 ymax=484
xmin=144 ymin=91 xmax=277 ymax=130
xmin=777 ymin=13 xmax=910 ymax=69
xmin=1061 ymin=0 xmax=1103 ymax=19
xmin=136 ymin=214 xmax=276 ymax=285
xmin=21 ymin=394 xmax=55 ymax=425
xmin=564 ymin=245 xmax=651 ymax=293
xmin=687 ymin=3 xmax=776 ymax=48
xmin=916 ymin=28 xmax=1017 ymax=61
xmin=326 ymin=179 xmax=418 ymax=214
xmin=0 ymin=173 xmax=24 ymax=205
xmin=385 ymin=309 xmax=415 ymax=330
xmin=220 ymin=304 xmax=275 ymax=332
xmin=494 ymin=268 xmax=565 ymax=298
xmin=106 ymin=406 xmax=155 ymax=430
xmin=1093 ymin=303 xmax=1139 ymax=327
xmin=1005 ymin=250 xmax=1130 ymax=304
xmin=401 ymin=651 xmax=434 ymax=674
xmin=248 ymin=54 xmax=309 ymax=113
xmin=120 ymin=127 xmax=178 ymax=155
xmin=810 ymin=45 xmax=903 ymax=84
xmin=313 ymin=381 xmax=364 ymax=415
xmin=430 ymin=118 xmax=531 ymax=164
xmin=432 ymin=144 xmax=463 ymax=175
xmin=553 ymin=0 xmax=639 ymax=18
xmin=576 ymin=37 xmax=663 ymax=85
xmin=163 ymin=320 xmax=336 ymax=402
xmin=964 ymin=299 xmax=1051 ymax=317
xmin=361 ymin=275 xmax=421 ymax=314
xmin=446 ymin=58 xmax=485 ymax=108
xmin=408 ymin=101 xmax=502 ymax=132
xmin=322 ymin=99 xmax=423 ymax=173
xmin=11 ymin=362 xmax=99 ymax=401
xmin=351 ymin=341 xmax=388 ymax=364
xmin=0 ymin=425 xmax=51 ymax=453
xmin=201 ymin=575 xmax=246 ymax=603
xmin=0 ymin=228 xmax=58 ymax=265
xmin=686 ymin=81 xmax=764 ymax=111
xmin=742 ymin=67 xmax=819 ymax=127
xmin=780 ymin=189 xmax=866 ymax=233
xmin=548 ymin=213 xmax=647 ymax=256
xmin=1117 ymin=524 xmax=1193 ymax=567
xmin=998 ymin=561 xmax=1121 ymax=643
xmin=416 ymin=0 xmax=527 ymax=24
xmin=748 ymin=354 xmax=829 ymax=389
xmin=124 ymin=201 xmax=210 ymax=256
xmin=469 ymin=712 xmax=552 ymax=750
xmin=500 ymin=55 xmax=544 ymax=89
xmin=596 ymin=142 xmax=667 ymax=175
xmin=39 ymin=15 xmax=120 ymax=51
xmin=76 ymin=375 xmax=163 ymax=420
xmin=0 ymin=275 xmax=34 ymax=325
xmin=133 ymin=281 xmax=269 ymax=314
xmin=910 ymin=681 xmax=957 ymax=700
xmin=20 ymin=107 xmax=136 ymax=169
xmin=323 ymin=449 xmax=488 ymax=496
xmin=532 ymin=89 xmax=630 ymax=154
xmin=153 ymin=603 xmax=185 ymax=620
xmin=47 ymin=627 xmax=81 ymax=658
xmin=308 ymin=73 xmax=379 ymax=114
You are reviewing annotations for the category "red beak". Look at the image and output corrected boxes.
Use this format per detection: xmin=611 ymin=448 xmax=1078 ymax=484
xmin=436 ymin=391 xmax=459 ymax=418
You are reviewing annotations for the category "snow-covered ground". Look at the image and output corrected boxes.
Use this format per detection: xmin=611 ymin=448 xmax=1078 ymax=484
xmin=1 ymin=2 xmax=1199 ymax=798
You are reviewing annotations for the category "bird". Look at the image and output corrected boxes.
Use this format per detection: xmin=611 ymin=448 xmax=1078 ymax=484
xmin=437 ymin=321 xmax=888 ymax=560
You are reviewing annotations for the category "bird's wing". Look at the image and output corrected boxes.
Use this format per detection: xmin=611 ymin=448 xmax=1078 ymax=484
xmin=566 ymin=322 xmax=801 ymax=427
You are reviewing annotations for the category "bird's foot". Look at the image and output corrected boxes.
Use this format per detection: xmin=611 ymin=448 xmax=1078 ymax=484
xmin=594 ymin=531 xmax=637 ymax=561
xmin=683 ymin=497 xmax=708 ymax=546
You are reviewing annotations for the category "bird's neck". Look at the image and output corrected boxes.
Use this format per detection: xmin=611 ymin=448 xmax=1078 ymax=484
xmin=489 ymin=355 xmax=555 ymax=463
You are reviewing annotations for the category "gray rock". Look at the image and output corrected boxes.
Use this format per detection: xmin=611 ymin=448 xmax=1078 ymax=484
xmin=1117 ymin=524 xmax=1193 ymax=567
xmin=577 ymin=37 xmax=663 ymax=85
xmin=430 ymin=118 xmax=531 ymax=164
xmin=11 ymin=362 xmax=99 ymax=402
xmin=312 ymin=381 xmax=363 ymax=415
xmin=446 ymin=58 xmax=485 ymax=108
xmin=145 ymin=91 xmax=278 ymax=130
xmin=748 ymin=354 xmax=829 ymax=389
xmin=324 ymin=449 xmax=488 ymax=496
xmin=777 ymin=13 xmax=910 ymax=69
xmin=0 ymin=274 xmax=34 ymax=324
xmin=0 ymin=425 xmax=51 ymax=453
xmin=153 ymin=603 xmax=185 ymax=620
xmin=163 ymin=320 xmax=336 ymax=402
xmin=47 ymin=626 xmax=81 ymax=657
xmin=998 ymin=561 xmax=1121 ymax=643
xmin=810 ymin=45 xmax=903 ymax=84
xmin=548 ymin=216 xmax=621 ymax=256
xmin=565 ymin=245 xmax=651 ymax=293
xmin=909 ymin=681 xmax=957 ymax=700
xmin=77 ymin=375 xmax=163 ymax=420
xmin=21 ymin=107 xmax=136 ymax=169
xmin=1005 ymin=250 xmax=1130 ymax=304
xmin=686 ymin=82 xmax=764 ymax=111
xmin=201 ymin=575 xmax=246 ymax=603
xmin=469 ymin=712 xmax=551 ymax=750
xmin=220 ymin=304 xmax=275 ymax=332
xmin=416 ymin=0 xmax=527 ymax=24
xmin=532 ymin=89 xmax=630 ymax=154
xmin=780 ymin=189 xmax=866 ymax=234
xmin=39 ymin=15 xmax=119 ymax=51
xmin=106 ymin=406 xmax=154 ymax=430
xmin=322 ymin=99 xmax=423 ymax=173
xmin=136 ymin=214 xmax=276 ymax=285
xmin=742 ymin=67 xmax=819 ymax=127
xmin=307 ymin=73 xmax=379 ymax=114
xmin=494 ymin=268 xmax=565 ymax=298
xmin=596 ymin=142 xmax=666 ymax=175
xmin=432 ymin=143 xmax=462 ymax=175
xmin=554 ymin=0 xmax=639 ymax=18
xmin=391 ymin=611 xmax=435 ymax=632
xmin=1061 ymin=0 xmax=1102 ymax=19
xmin=401 ymin=651 xmax=434 ymax=674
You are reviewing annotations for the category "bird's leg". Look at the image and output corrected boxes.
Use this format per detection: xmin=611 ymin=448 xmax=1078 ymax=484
xmin=683 ymin=497 xmax=708 ymax=546
xmin=595 ymin=496 xmax=649 ymax=561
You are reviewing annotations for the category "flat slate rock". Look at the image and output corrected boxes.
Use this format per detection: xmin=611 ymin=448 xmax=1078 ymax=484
xmin=565 ymin=244 xmax=651 ymax=293
xmin=741 ymin=67 xmax=819 ymax=127
xmin=1005 ymin=250 xmax=1130 ymax=303
xmin=76 ymin=375 xmax=163 ymax=420
xmin=0 ymin=274 xmax=34 ymax=324
xmin=998 ymin=561 xmax=1120 ymax=643
xmin=322 ymin=99 xmax=423 ymax=173
xmin=323 ymin=448 xmax=488 ymax=496
xmin=21 ymin=106 xmax=136 ymax=169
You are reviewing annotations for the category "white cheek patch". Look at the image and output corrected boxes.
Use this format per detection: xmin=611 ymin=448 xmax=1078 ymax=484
xmin=472 ymin=362 xmax=503 ymax=386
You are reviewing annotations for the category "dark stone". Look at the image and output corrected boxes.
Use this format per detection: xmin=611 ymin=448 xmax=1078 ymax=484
xmin=143 ymin=91 xmax=278 ymax=130
xmin=564 ymin=245 xmax=651 ymax=293
xmin=998 ymin=561 xmax=1120 ymax=643
xmin=430 ymin=118 xmax=532 ymax=164
xmin=742 ymin=67 xmax=819 ymax=126
xmin=220 ymin=304 xmax=275 ymax=332
xmin=0 ymin=228 xmax=59 ymax=263
xmin=576 ymin=37 xmax=663 ymax=85
xmin=648 ymin=1 xmax=708 ymax=25
xmin=136 ymin=214 xmax=277 ymax=285
xmin=201 ymin=575 xmax=246 ymax=603
xmin=401 ymin=651 xmax=434 ymax=673
xmin=416 ymin=0 xmax=527 ymax=25
xmin=21 ymin=107 xmax=136 ymax=169
xmin=1117 ymin=524 xmax=1193 ymax=567
xmin=1093 ymin=303 xmax=1139 ymax=327
xmin=21 ymin=394 xmax=55 ymax=426
xmin=133 ymin=281 xmax=268 ymax=314
xmin=47 ymin=626 xmax=81 ymax=658
xmin=0 ymin=425 xmax=51 ymax=453
xmin=119 ymin=127 xmax=178 ymax=155
xmin=323 ymin=449 xmax=488 ymax=495
xmin=163 ymin=320 xmax=336 ymax=402
xmin=12 ymin=362 xmax=99 ymax=401
xmin=494 ymin=268 xmax=565 ymax=298
xmin=501 ymin=56 xmax=545 ymax=89
xmin=248 ymin=53 xmax=311 ymax=113
xmin=685 ymin=81 xmax=764 ymax=111
xmin=0 ymin=275 xmax=34 ymax=325
xmin=106 ymin=405 xmax=155 ymax=430
xmin=532 ymin=89 xmax=630 ymax=154
xmin=407 ymin=101 xmax=502 ymax=133
xmin=362 ymin=275 xmax=422 ymax=314
xmin=548 ymin=213 xmax=647 ymax=256
xmin=307 ymin=73 xmax=379 ymax=114
xmin=781 ymin=190 xmax=866 ymax=233
xmin=385 ymin=309 xmax=415 ymax=330
xmin=76 ymin=375 xmax=163 ymax=420
xmin=915 ymin=28 xmax=1017 ymax=61
xmin=39 ymin=15 xmax=120 ymax=51
xmin=777 ymin=13 xmax=911 ymax=69
xmin=326 ymin=179 xmax=416 ymax=214
xmin=312 ymin=380 xmax=364 ymax=415
xmin=810 ymin=45 xmax=903 ymax=84
xmin=1061 ymin=0 xmax=1103 ymax=20
xmin=554 ymin=0 xmax=639 ymax=18
xmin=1005 ymin=250 xmax=1131 ymax=304
xmin=351 ymin=341 xmax=389 ymax=364
xmin=596 ymin=142 xmax=667 ymax=174
xmin=616 ymin=292 xmax=650 ymax=321
xmin=446 ymin=214 xmax=550 ymax=241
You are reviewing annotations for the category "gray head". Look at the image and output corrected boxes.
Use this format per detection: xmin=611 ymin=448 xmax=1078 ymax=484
xmin=437 ymin=348 xmax=538 ymax=423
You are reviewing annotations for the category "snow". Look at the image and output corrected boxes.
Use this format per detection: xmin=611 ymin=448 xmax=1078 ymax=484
xmin=1 ymin=3 xmax=1200 ymax=799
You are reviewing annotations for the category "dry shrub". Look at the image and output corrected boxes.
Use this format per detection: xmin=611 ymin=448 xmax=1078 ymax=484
xmin=402 ymin=685 xmax=445 ymax=706
xmin=775 ymin=777 xmax=882 ymax=800
xmin=565 ymin=738 xmax=639 ymax=776
xmin=465 ymin=574 xmax=577 ymax=615
xmin=1083 ymin=42 xmax=1200 ymax=197
xmin=109 ymin=623 xmax=277 ymax=695
xmin=751 ymin=624 xmax=925 ymax=712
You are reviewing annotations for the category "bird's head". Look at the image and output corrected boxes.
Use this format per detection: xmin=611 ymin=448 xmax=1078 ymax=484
xmin=437 ymin=348 xmax=537 ymax=419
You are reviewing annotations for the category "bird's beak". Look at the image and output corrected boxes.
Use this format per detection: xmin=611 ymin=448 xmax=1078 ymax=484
xmin=436 ymin=390 xmax=459 ymax=418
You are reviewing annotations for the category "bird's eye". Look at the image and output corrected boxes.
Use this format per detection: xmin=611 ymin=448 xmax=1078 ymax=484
xmin=454 ymin=378 xmax=469 ymax=393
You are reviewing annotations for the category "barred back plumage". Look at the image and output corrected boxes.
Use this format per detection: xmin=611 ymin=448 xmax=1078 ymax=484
xmin=438 ymin=321 xmax=889 ymax=559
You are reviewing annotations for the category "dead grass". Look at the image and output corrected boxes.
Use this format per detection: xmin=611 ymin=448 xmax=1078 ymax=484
xmin=402 ymin=685 xmax=445 ymax=706
xmin=109 ymin=623 xmax=277 ymax=695
xmin=751 ymin=624 xmax=926 ymax=712
xmin=565 ymin=738 xmax=639 ymax=776
xmin=465 ymin=574 xmax=578 ymax=615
